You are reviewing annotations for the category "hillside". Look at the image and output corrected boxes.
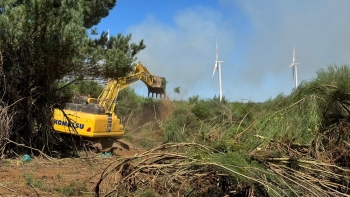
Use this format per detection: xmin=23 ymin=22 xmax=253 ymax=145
xmin=1 ymin=65 xmax=350 ymax=196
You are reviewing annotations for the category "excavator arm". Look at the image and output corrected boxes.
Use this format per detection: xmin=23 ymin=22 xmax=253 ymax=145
xmin=94 ymin=63 xmax=166 ymax=114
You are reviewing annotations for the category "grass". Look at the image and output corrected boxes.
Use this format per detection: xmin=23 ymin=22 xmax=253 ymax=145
xmin=22 ymin=172 xmax=89 ymax=196
xmin=138 ymin=138 xmax=156 ymax=149
xmin=0 ymin=180 xmax=15 ymax=187
xmin=56 ymin=173 xmax=62 ymax=179
xmin=58 ymin=180 xmax=88 ymax=197
xmin=23 ymin=173 xmax=45 ymax=189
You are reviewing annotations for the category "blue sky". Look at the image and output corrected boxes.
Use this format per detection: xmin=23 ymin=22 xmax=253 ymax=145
xmin=97 ymin=0 xmax=350 ymax=102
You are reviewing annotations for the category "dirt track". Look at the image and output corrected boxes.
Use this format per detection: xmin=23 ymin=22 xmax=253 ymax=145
xmin=0 ymin=99 xmax=173 ymax=196
xmin=0 ymin=152 xmax=138 ymax=197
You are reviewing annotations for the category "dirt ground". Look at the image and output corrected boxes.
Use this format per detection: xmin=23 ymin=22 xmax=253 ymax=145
xmin=0 ymin=99 xmax=174 ymax=197
xmin=0 ymin=149 xmax=141 ymax=197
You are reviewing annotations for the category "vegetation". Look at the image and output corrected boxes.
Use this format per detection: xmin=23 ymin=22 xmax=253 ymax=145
xmin=58 ymin=181 xmax=88 ymax=197
xmin=23 ymin=173 xmax=45 ymax=189
xmin=0 ymin=0 xmax=145 ymax=154
xmin=93 ymin=64 xmax=350 ymax=196
xmin=1 ymin=62 xmax=350 ymax=196
xmin=0 ymin=1 xmax=349 ymax=196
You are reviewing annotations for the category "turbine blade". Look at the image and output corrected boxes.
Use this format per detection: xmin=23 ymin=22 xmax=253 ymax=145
xmin=293 ymin=66 xmax=296 ymax=81
xmin=292 ymin=45 xmax=296 ymax=64
xmin=216 ymin=40 xmax=218 ymax=61
xmin=212 ymin=63 xmax=217 ymax=77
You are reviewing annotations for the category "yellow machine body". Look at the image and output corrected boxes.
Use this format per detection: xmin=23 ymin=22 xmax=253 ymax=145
xmin=53 ymin=63 xmax=166 ymax=140
xmin=53 ymin=108 xmax=124 ymax=138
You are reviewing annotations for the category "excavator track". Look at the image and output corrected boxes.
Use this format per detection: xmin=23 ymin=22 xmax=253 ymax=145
xmin=84 ymin=137 xmax=136 ymax=155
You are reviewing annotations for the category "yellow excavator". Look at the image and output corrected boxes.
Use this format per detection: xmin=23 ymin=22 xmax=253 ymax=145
xmin=53 ymin=63 xmax=166 ymax=152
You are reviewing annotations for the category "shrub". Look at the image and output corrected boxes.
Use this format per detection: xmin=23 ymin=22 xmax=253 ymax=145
xmin=58 ymin=181 xmax=87 ymax=197
xmin=23 ymin=173 xmax=44 ymax=189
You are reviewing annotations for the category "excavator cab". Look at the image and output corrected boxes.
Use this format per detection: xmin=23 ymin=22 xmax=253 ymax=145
xmin=148 ymin=76 xmax=166 ymax=98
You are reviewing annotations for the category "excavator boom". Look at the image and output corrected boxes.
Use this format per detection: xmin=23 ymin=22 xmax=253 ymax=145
xmin=97 ymin=63 xmax=166 ymax=114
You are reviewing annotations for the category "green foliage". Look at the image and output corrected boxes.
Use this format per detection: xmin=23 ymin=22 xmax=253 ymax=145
xmin=115 ymin=87 xmax=144 ymax=129
xmin=160 ymin=97 xmax=242 ymax=145
xmin=162 ymin=119 xmax=185 ymax=143
xmin=212 ymin=95 xmax=228 ymax=104
xmin=97 ymin=65 xmax=350 ymax=196
xmin=188 ymin=95 xmax=199 ymax=104
xmin=56 ymin=173 xmax=62 ymax=179
xmin=57 ymin=80 xmax=104 ymax=101
xmin=143 ymin=96 xmax=158 ymax=106
xmin=75 ymin=80 xmax=104 ymax=98
xmin=23 ymin=173 xmax=44 ymax=189
xmin=191 ymin=100 xmax=210 ymax=120
xmin=56 ymin=81 xmax=75 ymax=101
xmin=230 ymin=64 xmax=350 ymax=152
xmin=116 ymin=87 xmax=144 ymax=113
xmin=138 ymin=138 xmax=156 ymax=149
xmin=103 ymin=33 xmax=146 ymax=79
xmin=58 ymin=181 xmax=87 ymax=197
xmin=174 ymin=87 xmax=180 ymax=94
xmin=292 ymin=65 xmax=350 ymax=125
xmin=230 ymin=101 xmax=256 ymax=128
xmin=161 ymin=101 xmax=204 ymax=143
xmin=82 ymin=0 xmax=116 ymax=28
xmin=0 ymin=0 xmax=146 ymax=154
xmin=237 ymin=95 xmax=317 ymax=151
xmin=155 ymin=65 xmax=340 ymax=155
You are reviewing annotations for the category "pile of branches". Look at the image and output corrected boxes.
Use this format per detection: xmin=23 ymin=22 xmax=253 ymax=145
xmin=94 ymin=143 xmax=267 ymax=197
xmin=248 ymin=105 xmax=350 ymax=196
xmin=244 ymin=66 xmax=350 ymax=196
xmin=252 ymin=140 xmax=350 ymax=197
xmin=95 ymin=143 xmax=350 ymax=196
xmin=315 ymin=117 xmax=350 ymax=168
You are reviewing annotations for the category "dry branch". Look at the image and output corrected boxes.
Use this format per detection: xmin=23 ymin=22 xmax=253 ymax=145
xmin=0 ymin=183 xmax=15 ymax=192
xmin=5 ymin=138 xmax=55 ymax=161
xmin=265 ymin=157 xmax=350 ymax=196
xmin=95 ymin=143 xmax=273 ymax=197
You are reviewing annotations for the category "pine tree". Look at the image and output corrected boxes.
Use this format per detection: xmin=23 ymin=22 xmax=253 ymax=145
xmin=0 ymin=0 xmax=145 ymax=154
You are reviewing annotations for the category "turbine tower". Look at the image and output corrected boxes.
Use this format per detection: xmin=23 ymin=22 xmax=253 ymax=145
xmin=289 ymin=46 xmax=299 ymax=88
xmin=212 ymin=40 xmax=224 ymax=102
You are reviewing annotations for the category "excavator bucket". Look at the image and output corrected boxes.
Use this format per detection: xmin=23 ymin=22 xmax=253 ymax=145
xmin=148 ymin=76 xmax=166 ymax=98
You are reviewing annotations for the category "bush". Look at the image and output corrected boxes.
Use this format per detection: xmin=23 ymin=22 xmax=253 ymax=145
xmin=75 ymin=80 xmax=104 ymax=98
xmin=23 ymin=173 xmax=44 ymax=189
xmin=58 ymin=181 xmax=87 ymax=197
xmin=115 ymin=87 xmax=144 ymax=129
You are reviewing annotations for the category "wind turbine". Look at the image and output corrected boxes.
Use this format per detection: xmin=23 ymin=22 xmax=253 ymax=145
xmin=289 ymin=46 xmax=299 ymax=89
xmin=212 ymin=40 xmax=224 ymax=102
